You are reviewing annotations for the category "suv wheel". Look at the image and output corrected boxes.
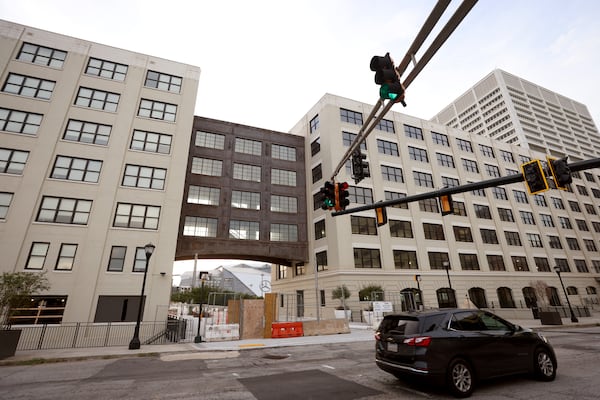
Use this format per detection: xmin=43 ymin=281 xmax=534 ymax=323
xmin=534 ymin=347 xmax=556 ymax=381
xmin=447 ymin=358 xmax=475 ymax=398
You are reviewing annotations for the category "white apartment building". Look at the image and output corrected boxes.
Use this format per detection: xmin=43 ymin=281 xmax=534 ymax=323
xmin=431 ymin=69 xmax=600 ymax=160
xmin=272 ymin=93 xmax=600 ymax=320
xmin=0 ymin=20 xmax=200 ymax=324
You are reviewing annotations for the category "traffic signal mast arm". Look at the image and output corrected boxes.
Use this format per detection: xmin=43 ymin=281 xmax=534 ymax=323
xmin=331 ymin=157 xmax=600 ymax=217
xmin=329 ymin=0 xmax=478 ymax=182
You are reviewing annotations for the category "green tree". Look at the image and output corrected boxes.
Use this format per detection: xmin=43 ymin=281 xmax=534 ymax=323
xmin=332 ymin=285 xmax=351 ymax=310
xmin=1 ymin=272 xmax=50 ymax=328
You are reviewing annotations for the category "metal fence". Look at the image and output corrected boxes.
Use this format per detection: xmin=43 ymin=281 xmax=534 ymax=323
xmin=15 ymin=317 xmax=188 ymax=350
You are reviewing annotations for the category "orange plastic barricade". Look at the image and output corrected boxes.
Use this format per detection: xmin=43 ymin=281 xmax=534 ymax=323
xmin=271 ymin=322 xmax=304 ymax=338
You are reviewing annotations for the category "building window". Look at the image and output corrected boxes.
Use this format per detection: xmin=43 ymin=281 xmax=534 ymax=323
xmin=540 ymin=213 xmax=554 ymax=227
xmin=478 ymin=144 xmax=495 ymax=158
xmin=130 ymin=130 xmax=172 ymax=154
xmin=64 ymin=119 xmax=111 ymax=145
xmin=349 ymin=186 xmax=373 ymax=204
xmin=270 ymin=224 xmax=298 ymax=241
xmin=534 ymin=257 xmax=551 ymax=272
xmin=145 ymin=70 xmax=182 ymax=93
xmin=497 ymin=207 xmax=514 ymax=222
xmin=113 ymin=203 xmax=160 ymax=230
xmin=187 ymin=185 xmax=220 ymax=205
xmin=555 ymin=258 xmax=570 ymax=273
xmin=485 ymin=164 xmax=501 ymax=177
xmin=310 ymin=115 xmax=319 ymax=133
xmin=271 ymin=195 xmax=297 ymax=213
xmin=432 ymin=131 xmax=449 ymax=146
xmin=576 ymin=219 xmax=590 ymax=231
xmin=474 ymin=204 xmax=492 ymax=219
xmin=377 ymin=139 xmax=400 ymax=156
xmin=312 ymin=164 xmax=322 ymax=183
xmin=442 ymin=176 xmax=459 ymax=188
xmin=3 ymin=73 xmax=55 ymax=100
xmin=193 ymin=157 xmax=223 ymax=177
xmin=17 ymin=42 xmax=66 ymax=68
xmin=504 ymin=231 xmax=522 ymax=246
xmin=122 ymin=165 xmax=166 ymax=189
xmin=85 ymin=57 xmax=128 ymax=81
xmin=453 ymin=226 xmax=473 ymax=242
xmin=568 ymin=201 xmax=581 ymax=213
xmin=278 ymin=265 xmax=287 ymax=280
xmin=404 ymin=124 xmax=423 ymax=140
xmin=527 ymin=233 xmax=544 ymax=248
xmin=230 ymin=220 xmax=260 ymax=240
xmin=311 ymin=138 xmax=321 ymax=156
xmin=37 ymin=196 xmax=92 ymax=225
xmin=385 ymin=191 xmax=408 ymax=209
xmin=462 ymin=158 xmax=479 ymax=173
xmin=585 ymin=203 xmax=597 ymax=215
xmin=419 ymin=198 xmax=439 ymax=213
xmin=423 ymin=223 xmax=444 ymax=240
xmin=342 ymin=131 xmax=367 ymax=149
xmin=107 ymin=246 xmax=127 ymax=272
xmin=54 ymin=243 xmax=77 ymax=271
xmin=437 ymin=153 xmax=455 ymax=168
xmin=558 ymin=216 xmax=573 ymax=229
xmin=351 ymin=216 xmax=377 ymax=235
xmin=196 ymin=131 xmax=225 ymax=149
xmin=575 ymin=259 xmax=589 ymax=273
xmin=316 ymin=250 xmax=328 ymax=271
xmin=533 ymin=194 xmax=548 ymax=207
xmin=0 ymin=192 xmax=13 ymax=219
xmin=340 ymin=108 xmax=363 ymax=125
xmin=389 ymin=220 xmax=413 ymax=238
xmin=272 ymin=144 xmax=296 ymax=161
xmin=459 ymin=253 xmax=480 ymax=270
xmin=75 ymin=87 xmax=119 ymax=111
xmin=314 ymin=219 xmax=325 ymax=240
xmin=25 ymin=242 xmax=49 ymax=270
xmin=381 ymin=165 xmax=404 ymax=182
xmin=551 ymin=197 xmax=565 ymax=209
xmin=428 ymin=252 xmax=450 ymax=269
xmin=520 ymin=211 xmax=535 ymax=225
xmin=487 ymin=255 xmax=505 ymax=271
xmin=512 ymin=256 xmax=529 ymax=271
xmin=51 ymin=156 xmax=102 ymax=183
xmin=566 ymin=237 xmax=580 ymax=251
xmin=376 ymin=118 xmax=395 ymax=133
xmin=583 ymin=239 xmax=597 ymax=252
xmin=271 ymin=168 xmax=296 ymax=186
xmin=354 ymin=248 xmax=381 ymax=268
xmin=232 ymin=190 xmax=260 ymax=210
xmin=454 ymin=201 xmax=467 ymax=216
xmin=413 ymin=171 xmax=434 ymax=188
xmin=480 ymin=229 xmax=499 ymax=244
xmin=408 ymin=146 xmax=428 ymax=162
xmin=548 ymin=235 xmax=562 ymax=249
xmin=232 ymin=163 xmax=261 ymax=181
xmin=138 ymin=99 xmax=176 ymax=121
xmin=456 ymin=138 xmax=473 ymax=152
xmin=393 ymin=250 xmax=418 ymax=269
xmin=183 ymin=216 xmax=217 ymax=237
xmin=499 ymin=150 xmax=515 ymax=163
xmin=492 ymin=187 xmax=508 ymax=200
xmin=133 ymin=247 xmax=148 ymax=272
xmin=471 ymin=187 xmax=486 ymax=197
xmin=235 ymin=137 xmax=262 ymax=156
xmin=576 ymin=185 xmax=589 ymax=196
xmin=0 ymin=107 xmax=43 ymax=135
xmin=513 ymin=190 xmax=528 ymax=204
xmin=0 ymin=148 xmax=29 ymax=174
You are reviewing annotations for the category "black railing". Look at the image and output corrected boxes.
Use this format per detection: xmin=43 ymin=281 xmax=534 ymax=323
xmin=15 ymin=317 xmax=187 ymax=350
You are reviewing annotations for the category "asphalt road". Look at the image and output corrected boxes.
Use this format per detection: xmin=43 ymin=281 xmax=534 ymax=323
xmin=1 ymin=327 xmax=599 ymax=400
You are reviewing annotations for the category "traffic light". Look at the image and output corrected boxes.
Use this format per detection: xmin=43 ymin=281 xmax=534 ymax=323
xmin=375 ymin=205 xmax=388 ymax=227
xmin=320 ymin=181 xmax=335 ymax=210
xmin=547 ymin=156 xmax=572 ymax=190
xmin=335 ymin=182 xmax=350 ymax=211
xmin=439 ymin=193 xmax=453 ymax=216
xmin=370 ymin=52 xmax=406 ymax=106
xmin=521 ymin=160 xmax=549 ymax=194
xmin=351 ymin=150 xmax=370 ymax=183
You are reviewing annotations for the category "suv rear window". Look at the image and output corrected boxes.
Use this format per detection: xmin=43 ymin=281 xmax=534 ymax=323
xmin=379 ymin=316 xmax=420 ymax=335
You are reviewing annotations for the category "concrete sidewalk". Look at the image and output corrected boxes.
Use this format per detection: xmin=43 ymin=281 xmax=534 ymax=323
xmin=2 ymin=317 xmax=599 ymax=365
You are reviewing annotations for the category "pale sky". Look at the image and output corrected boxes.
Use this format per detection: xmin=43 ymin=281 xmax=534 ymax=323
xmin=2 ymin=0 xmax=599 ymax=132
xmin=3 ymin=0 xmax=600 ymax=272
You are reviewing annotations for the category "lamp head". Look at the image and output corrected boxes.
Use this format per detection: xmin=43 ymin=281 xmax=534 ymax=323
xmin=144 ymin=243 xmax=155 ymax=257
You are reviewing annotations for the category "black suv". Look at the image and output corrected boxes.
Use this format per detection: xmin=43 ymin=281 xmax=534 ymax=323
xmin=375 ymin=308 xmax=556 ymax=397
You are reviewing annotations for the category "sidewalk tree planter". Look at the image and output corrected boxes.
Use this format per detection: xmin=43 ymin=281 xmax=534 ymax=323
xmin=332 ymin=285 xmax=351 ymax=319
xmin=0 ymin=272 xmax=49 ymax=359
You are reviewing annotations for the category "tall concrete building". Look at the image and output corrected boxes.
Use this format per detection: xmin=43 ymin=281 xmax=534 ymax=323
xmin=431 ymin=69 xmax=600 ymax=160
xmin=272 ymin=93 xmax=600 ymax=320
xmin=0 ymin=20 xmax=200 ymax=323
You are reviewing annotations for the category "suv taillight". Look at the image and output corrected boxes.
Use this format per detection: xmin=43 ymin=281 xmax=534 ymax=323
xmin=403 ymin=336 xmax=431 ymax=347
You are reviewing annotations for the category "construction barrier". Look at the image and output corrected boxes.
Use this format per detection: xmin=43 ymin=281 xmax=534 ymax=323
xmin=271 ymin=321 xmax=304 ymax=338
xmin=204 ymin=324 xmax=240 ymax=342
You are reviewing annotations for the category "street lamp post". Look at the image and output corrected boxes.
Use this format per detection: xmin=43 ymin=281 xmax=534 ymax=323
xmin=442 ymin=261 xmax=456 ymax=308
xmin=553 ymin=266 xmax=579 ymax=323
xmin=129 ymin=243 xmax=155 ymax=350
xmin=415 ymin=274 xmax=422 ymax=310
xmin=194 ymin=271 xmax=208 ymax=343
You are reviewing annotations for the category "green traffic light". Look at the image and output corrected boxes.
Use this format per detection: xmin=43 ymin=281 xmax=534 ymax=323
xmin=324 ymin=198 xmax=334 ymax=207
xmin=379 ymin=84 xmax=398 ymax=100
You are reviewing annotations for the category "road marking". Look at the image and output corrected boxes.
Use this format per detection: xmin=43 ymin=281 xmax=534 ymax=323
xmin=161 ymin=351 xmax=240 ymax=361
xmin=321 ymin=364 xmax=335 ymax=369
